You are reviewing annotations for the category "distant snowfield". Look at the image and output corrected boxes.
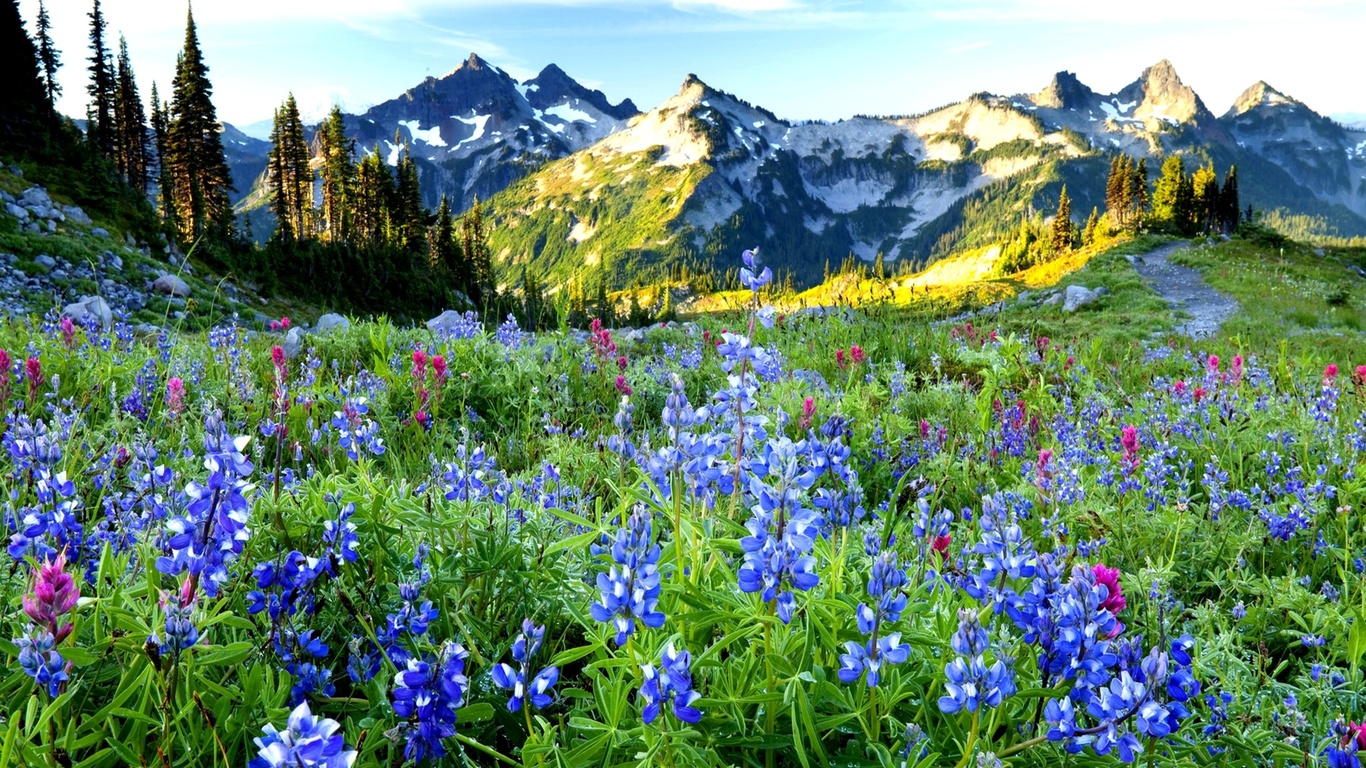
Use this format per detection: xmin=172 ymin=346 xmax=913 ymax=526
xmin=545 ymin=102 xmax=597 ymax=124
xmin=399 ymin=120 xmax=446 ymax=147
xmin=452 ymin=113 xmax=490 ymax=148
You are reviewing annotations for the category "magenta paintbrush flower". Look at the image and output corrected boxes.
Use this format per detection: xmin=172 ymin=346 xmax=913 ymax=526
xmin=1090 ymin=562 xmax=1125 ymax=616
xmin=23 ymin=551 xmax=80 ymax=644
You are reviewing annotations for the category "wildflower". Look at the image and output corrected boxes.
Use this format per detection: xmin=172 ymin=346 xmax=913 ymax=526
xmin=938 ymin=609 xmax=1016 ymax=714
xmin=0 ymin=348 xmax=11 ymax=402
xmin=931 ymin=534 xmax=952 ymax=562
xmin=151 ymin=575 xmax=199 ymax=661
xmin=1120 ymin=425 xmax=1139 ymax=471
xmin=23 ymin=551 xmax=80 ymax=643
xmin=25 ymin=356 xmax=42 ymax=400
xmin=615 ymin=375 xmax=633 ymax=396
xmin=167 ymin=377 xmax=186 ymax=415
xmin=739 ymin=248 xmax=772 ymax=292
xmin=1207 ymin=354 xmax=1219 ymax=376
xmin=248 ymin=701 xmax=356 ymax=768
xmin=391 ymin=641 xmax=469 ymax=763
xmin=738 ymin=438 xmax=821 ymax=623
xmin=1325 ymin=363 xmax=1340 ymax=382
xmin=639 ymin=642 xmax=703 ymax=724
xmin=836 ymin=349 xmax=847 ymax=369
xmin=850 ymin=345 xmax=866 ymax=365
xmin=838 ymin=549 xmax=910 ymax=687
xmin=1091 ymin=562 xmax=1126 ymax=617
xmin=431 ymin=355 xmax=448 ymax=385
xmin=799 ymin=397 xmax=815 ymax=431
xmin=590 ymin=507 xmax=664 ymax=645
xmin=60 ymin=317 xmax=76 ymax=348
xmin=491 ymin=619 xmax=559 ymax=712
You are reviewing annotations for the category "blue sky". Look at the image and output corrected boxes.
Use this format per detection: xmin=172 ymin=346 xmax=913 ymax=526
xmin=19 ymin=0 xmax=1366 ymax=128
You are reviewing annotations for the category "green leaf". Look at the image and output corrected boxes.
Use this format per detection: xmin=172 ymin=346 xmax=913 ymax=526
xmin=460 ymin=702 xmax=495 ymax=722
xmin=194 ymin=641 xmax=253 ymax=666
xmin=1347 ymin=611 xmax=1366 ymax=666
xmin=548 ymin=642 xmax=601 ymax=668
xmin=543 ymin=529 xmax=600 ymax=558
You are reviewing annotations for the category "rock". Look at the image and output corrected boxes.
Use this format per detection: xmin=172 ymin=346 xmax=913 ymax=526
xmin=5 ymin=202 xmax=27 ymax=221
xmin=315 ymin=313 xmax=350 ymax=334
xmin=132 ymin=323 xmax=162 ymax=336
xmin=427 ymin=309 xmax=473 ymax=335
xmin=62 ymin=295 xmax=112 ymax=330
xmin=1041 ymin=293 xmax=1063 ymax=307
xmin=1016 ymin=290 xmax=1032 ymax=304
xmin=34 ymin=254 xmax=56 ymax=270
xmin=282 ymin=327 xmax=306 ymax=358
xmin=1062 ymin=285 xmax=1101 ymax=313
xmin=1094 ymin=286 xmax=1111 ymax=297
xmin=623 ymin=328 xmax=646 ymax=344
xmin=91 ymin=227 xmax=109 ymax=239
xmin=46 ymin=220 xmax=56 ymax=233
xmin=152 ymin=273 xmax=191 ymax=297
xmin=106 ymin=252 xmax=123 ymax=271
xmin=62 ymin=206 xmax=90 ymax=225
xmin=18 ymin=187 xmax=51 ymax=208
xmin=1314 ymin=248 xmax=1326 ymax=257
xmin=1124 ymin=254 xmax=1140 ymax=266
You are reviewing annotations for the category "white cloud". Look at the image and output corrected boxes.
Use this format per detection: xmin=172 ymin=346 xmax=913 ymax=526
xmin=945 ymin=40 xmax=992 ymax=55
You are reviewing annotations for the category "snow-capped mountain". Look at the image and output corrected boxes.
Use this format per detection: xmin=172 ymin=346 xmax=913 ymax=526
xmin=232 ymin=54 xmax=637 ymax=216
xmin=485 ymin=60 xmax=1366 ymax=288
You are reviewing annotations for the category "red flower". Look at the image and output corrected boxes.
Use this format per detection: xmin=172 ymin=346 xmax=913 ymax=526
xmin=850 ymin=345 xmax=866 ymax=365
xmin=616 ymin=355 xmax=628 ymax=371
xmin=1325 ymin=363 xmax=1339 ymax=382
xmin=931 ymin=534 xmax=952 ymax=562
xmin=799 ymin=397 xmax=815 ymax=430
xmin=1206 ymin=354 xmax=1220 ymax=375
xmin=412 ymin=350 xmax=428 ymax=380
xmin=25 ymin=356 xmax=42 ymax=399
xmin=615 ymin=376 xmax=633 ymax=396
xmin=431 ymin=355 xmax=448 ymax=385
xmin=1091 ymin=563 xmax=1126 ymax=616
xmin=23 ymin=552 xmax=80 ymax=643
xmin=1120 ymin=425 xmax=1139 ymax=469
xmin=835 ymin=349 xmax=847 ymax=369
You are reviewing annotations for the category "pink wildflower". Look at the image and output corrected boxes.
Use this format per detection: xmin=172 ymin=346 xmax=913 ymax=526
xmin=1091 ymin=562 xmax=1126 ymax=617
xmin=167 ymin=377 xmax=185 ymax=415
xmin=1120 ymin=425 xmax=1139 ymax=469
xmin=835 ymin=349 xmax=847 ymax=369
xmin=799 ymin=397 xmax=816 ymax=431
xmin=23 ymin=552 xmax=80 ymax=644
xmin=1231 ymin=355 xmax=1244 ymax=385
xmin=1207 ymin=354 xmax=1220 ymax=375
xmin=25 ymin=356 xmax=42 ymax=400
xmin=615 ymin=375 xmax=632 ymax=396
xmin=431 ymin=354 xmax=448 ymax=386
xmin=850 ymin=345 xmax=866 ymax=365
xmin=931 ymin=535 xmax=952 ymax=562
xmin=1325 ymin=363 xmax=1339 ymax=382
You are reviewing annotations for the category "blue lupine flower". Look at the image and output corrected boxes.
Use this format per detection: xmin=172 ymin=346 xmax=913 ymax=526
xmin=938 ymin=610 xmax=1016 ymax=714
xmin=739 ymin=248 xmax=772 ymax=292
xmin=391 ymin=641 xmax=469 ymax=763
xmin=491 ymin=619 xmax=560 ymax=712
xmin=248 ymin=701 xmax=356 ymax=768
xmin=590 ymin=507 xmax=664 ymax=645
xmin=639 ymin=642 xmax=702 ymax=725
xmin=16 ymin=630 xmax=67 ymax=697
xmin=838 ymin=550 xmax=910 ymax=687
xmin=738 ymin=437 xmax=821 ymax=623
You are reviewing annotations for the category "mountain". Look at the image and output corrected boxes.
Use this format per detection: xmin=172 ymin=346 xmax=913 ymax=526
xmin=232 ymin=54 xmax=638 ymax=228
xmin=481 ymin=60 xmax=1366 ymax=289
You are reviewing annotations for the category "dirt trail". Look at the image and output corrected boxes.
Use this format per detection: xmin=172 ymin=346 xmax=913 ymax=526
xmin=1128 ymin=241 xmax=1239 ymax=338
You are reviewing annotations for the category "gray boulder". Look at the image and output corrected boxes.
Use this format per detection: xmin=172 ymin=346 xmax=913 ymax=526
xmin=1041 ymin=292 xmax=1063 ymax=307
xmin=62 ymin=295 xmax=112 ymax=330
xmin=91 ymin=227 xmax=110 ymax=239
xmin=427 ymin=309 xmax=473 ymax=335
xmin=34 ymin=254 xmax=56 ymax=270
xmin=315 ymin=313 xmax=350 ymax=334
xmin=5 ymin=202 xmax=27 ymax=221
xmin=152 ymin=273 xmax=191 ymax=297
xmin=106 ymin=252 xmax=123 ymax=271
xmin=62 ymin=206 xmax=91 ymax=225
xmin=1063 ymin=285 xmax=1101 ymax=313
xmin=282 ymin=327 xmax=306 ymax=358
xmin=18 ymin=187 xmax=50 ymax=208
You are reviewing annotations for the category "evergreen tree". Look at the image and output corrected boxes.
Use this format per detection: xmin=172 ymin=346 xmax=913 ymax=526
xmin=164 ymin=6 xmax=234 ymax=242
xmin=873 ymin=251 xmax=885 ymax=281
xmin=149 ymin=82 xmax=173 ymax=227
xmin=352 ymin=147 xmax=392 ymax=246
xmin=1082 ymin=206 xmax=1100 ymax=246
xmin=113 ymin=35 xmax=149 ymax=192
xmin=1173 ymin=171 xmax=1196 ymax=236
xmin=1150 ymin=155 xmax=1187 ymax=232
xmin=459 ymin=197 xmax=493 ymax=305
xmin=594 ymin=274 xmax=610 ymax=320
xmin=0 ymin=0 xmax=48 ymax=156
xmin=1130 ymin=158 xmax=1149 ymax=227
xmin=393 ymin=138 xmax=426 ymax=251
xmin=317 ymin=106 xmax=353 ymax=243
xmin=35 ymin=0 xmax=60 ymax=107
xmin=1191 ymin=165 xmax=1219 ymax=234
xmin=522 ymin=267 xmax=545 ymax=329
xmin=1218 ymin=165 xmax=1240 ymax=233
xmin=86 ymin=0 xmax=116 ymax=160
xmin=267 ymin=94 xmax=312 ymax=242
xmin=428 ymin=194 xmax=460 ymax=275
xmin=1104 ymin=156 xmax=1123 ymax=223
xmin=1050 ymin=185 xmax=1075 ymax=253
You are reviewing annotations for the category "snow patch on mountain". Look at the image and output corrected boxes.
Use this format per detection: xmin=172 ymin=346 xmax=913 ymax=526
xmin=399 ymin=120 xmax=447 ymax=147
xmin=545 ymin=102 xmax=597 ymax=124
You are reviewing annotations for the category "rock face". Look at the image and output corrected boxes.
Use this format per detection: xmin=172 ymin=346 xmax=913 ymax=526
xmin=315 ymin=313 xmax=350 ymax=334
xmin=152 ymin=274 xmax=191 ymax=297
xmin=62 ymin=295 xmax=113 ymax=330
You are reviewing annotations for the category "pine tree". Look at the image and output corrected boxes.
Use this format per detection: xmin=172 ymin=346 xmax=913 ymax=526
xmin=149 ymin=82 xmax=174 ymax=227
xmin=522 ymin=267 xmax=545 ymax=329
xmin=1131 ymin=158 xmax=1149 ymax=227
xmin=352 ymin=147 xmax=392 ymax=246
xmin=317 ymin=106 xmax=353 ymax=243
xmin=113 ymin=36 xmax=149 ymax=191
xmin=393 ymin=138 xmax=426 ymax=251
xmin=35 ymin=0 xmax=60 ymax=107
xmin=1218 ymin=165 xmax=1240 ymax=233
xmin=1150 ymin=155 xmax=1187 ymax=232
xmin=428 ymin=194 xmax=459 ymax=274
xmin=86 ymin=0 xmax=116 ymax=160
xmin=267 ymin=94 xmax=312 ymax=242
xmin=1050 ymin=186 xmax=1075 ymax=254
xmin=0 ymin=0 xmax=48 ymax=156
xmin=594 ymin=274 xmax=610 ymax=320
xmin=1173 ymin=172 xmax=1196 ymax=236
xmin=1104 ymin=156 xmax=1122 ymax=223
xmin=164 ymin=6 xmax=234 ymax=242
xmin=1191 ymin=165 xmax=1219 ymax=234
xmin=459 ymin=197 xmax=493 ymax=305
xmin=1082 ymin=206 xmax=1100 ymax=246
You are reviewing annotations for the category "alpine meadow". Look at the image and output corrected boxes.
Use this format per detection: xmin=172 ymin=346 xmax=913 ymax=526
xmin=3 ymin=1 xmax=1366 ymax=767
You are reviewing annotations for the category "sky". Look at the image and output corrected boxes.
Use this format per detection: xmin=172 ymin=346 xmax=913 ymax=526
xmin=18 ymin=0 xmax=1366 ymax=130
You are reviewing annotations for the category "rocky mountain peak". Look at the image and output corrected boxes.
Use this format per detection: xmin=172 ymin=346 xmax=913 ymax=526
xmin=1228 ymin=80 xmax=1299 ymax=116
xmin=1115 ymin=59 xmax=1210 ymax=126
xmin=1032 ymin=70 xmax=1096 ymax=109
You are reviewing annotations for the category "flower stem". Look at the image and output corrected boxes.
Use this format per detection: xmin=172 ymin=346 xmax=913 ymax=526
xmin=764 ymin=605 xmax=776 ymax=768
xmin=950 ymin=710 xmax=980 ymax=768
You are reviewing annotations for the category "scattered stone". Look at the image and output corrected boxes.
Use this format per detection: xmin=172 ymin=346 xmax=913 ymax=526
xmin=62 ymin=206 xmax=90 ymax=225
xmin=62 ymin=295 xmax=113 ymax=330
xmin=1041 ymin=293 xmax=1063 ymax=307
xmin=152 ymin=273 xmax=191 ymax=297
xmin=1062 ymin=285 xmax=1102 ymax=313
xmin=1016 ymin=290 xmax=1032 ymax=304
xmin=106 ymin=252 xmax=123 ymax=271
xmin=1094 ymin=286 xmax=1111 ymax=297
xmin=91 ymin=227 xmax=109 ymax=239
xmin=426 ymin=309 xmax=471 ymax=335
xmin=5 ymin=202 xmax=27 ymax=221
xmin=34 ymin=254 xmax=56 ymax=270
xmin=18 ymin=187 xmax=51 ymax=208
xmin=282 ymin=326 xmax=306 ymax=358
xmin=315 ymin=313 xmax=350 ymax=334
